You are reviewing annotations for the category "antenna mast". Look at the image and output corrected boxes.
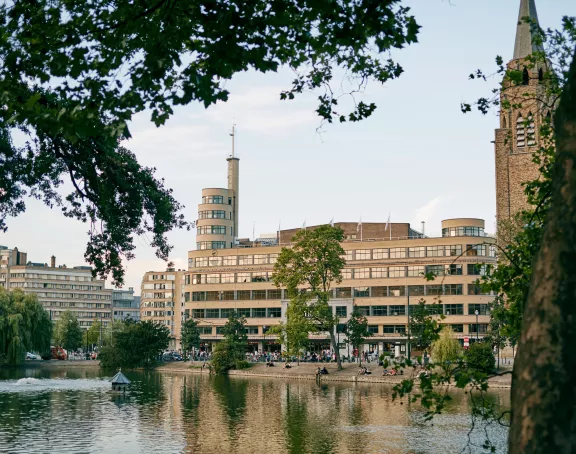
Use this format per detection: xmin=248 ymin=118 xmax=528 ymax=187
xmin=230 ymin=123 xmax=236 ymax=158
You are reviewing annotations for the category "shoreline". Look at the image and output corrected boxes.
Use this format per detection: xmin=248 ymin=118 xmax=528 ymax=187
xmin=11 ymin=360 xmax=512 ymax=389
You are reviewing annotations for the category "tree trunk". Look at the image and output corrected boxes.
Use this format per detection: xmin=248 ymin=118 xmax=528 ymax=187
xmin=329 ymin=329 xmax=342 ymax=370
xmin=508 ymin=48 xmax=576 ymax=454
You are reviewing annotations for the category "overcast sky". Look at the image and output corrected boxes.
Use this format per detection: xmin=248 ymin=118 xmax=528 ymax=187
xmin=2 ymin=0 xmax=574 ymax=294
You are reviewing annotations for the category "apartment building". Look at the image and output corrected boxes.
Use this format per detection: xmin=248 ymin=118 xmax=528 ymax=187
xmin=112 ymin=288 xmax=140 ymax=321
xmin=140 ymin=267 xmax=185 ymax=350
xmin=0 ymin=246 xmax=27 ymax=287
xmin=184 ymin=218 xmax=496 ymax=356
xmin=2 ymin=254 xmax=112 ymax=328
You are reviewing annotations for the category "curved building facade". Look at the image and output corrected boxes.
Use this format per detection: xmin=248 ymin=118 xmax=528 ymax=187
xmin=196 ymin=188 xmax=235 ymax=250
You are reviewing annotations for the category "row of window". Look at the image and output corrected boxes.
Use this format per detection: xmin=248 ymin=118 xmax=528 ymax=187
xmin=46 ymin=310 xmax=111 ymax=318
xmin=40 ymin=301 xmax=111 ymax=309
xmin=6 ymin=273 xmax=94 ymax=282
xmin=197 ymin=241 xmax=228 ymax=250
xmin=186 ymin=289 xmax=282 ymax=302
xmin=342 ymin=244 xmax=495 ymax=261
xmin=197 ymin=225 xmax=230 ymax=235
xmin=201 ymin=195 xmax=231 ymax=205
xmin=198 ymin=210 xmax=232 ymax=220
xmin=441 ymin=226 xmax=486 ymax=238
xmin=190 ymin=254 xmax=279 ymax=268
xmin=7 ymin=282 xmax=104 ymax=290
xmin=190 ymin=307 xmax=282 ymax=319
xmin=17 ymin=290 xmax=111 ymax=300
xmin=355 ymin=303 xmax=489 ymax=317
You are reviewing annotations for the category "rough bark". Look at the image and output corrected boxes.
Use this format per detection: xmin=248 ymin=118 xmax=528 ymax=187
xmin=509 ymin=47 xmax=576 ymax=453
xmin=329 ymin=329 xmax=342 ymax=370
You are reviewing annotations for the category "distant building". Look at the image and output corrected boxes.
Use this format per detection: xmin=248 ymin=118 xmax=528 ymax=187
xmin=495 ymin=0 xmax=551 ymax=225
xmin=0 ymin=245 xmax=27 ymax=286
xmin=140 ymin=266 xmax=185 ymax=350
xmin=1 ymin=252 xmax=112 ymax=328
xmin=112 ymin=288 xmax=140 ymax=322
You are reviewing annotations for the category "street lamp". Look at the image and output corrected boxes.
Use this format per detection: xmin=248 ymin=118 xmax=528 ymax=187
xmin=263 ymin=325 xmax=267 ymax=354
xmin=182 ymin=312 xmax=188 ymax=362
xmin=406 ymin=285 xmax=410 ymax=361
xmin=475 ymin=310 xmax=479 ymax=341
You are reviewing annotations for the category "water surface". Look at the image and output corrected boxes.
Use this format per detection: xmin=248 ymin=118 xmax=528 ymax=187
xmin=0 ymin=367 xmax=509 ymax=453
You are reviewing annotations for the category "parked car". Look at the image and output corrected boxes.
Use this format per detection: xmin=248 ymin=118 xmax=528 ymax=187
xmin=171 ymin=353 xmax=183 ymax=361
xmin=26 ymin=352 xmax=37 ymax=360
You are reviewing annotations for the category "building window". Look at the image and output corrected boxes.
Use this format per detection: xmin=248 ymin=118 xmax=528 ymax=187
xmin=527 ymin=113 xmax=536 ymax=146
xmin=425 ymin=265 xmax=444 ymax=277
xmin=372 ymin=248 xmax=389 ymax=259
xmin=205 ymin=309 xmax=220 ymax=318
xmin=198 ymin=225 xmax=227 ymax=235
xmin=426 ymin=285 xmax=443 ymax=296
xmin=384 ymin=325 xmax=406 ymax=334
xmin=469 ymin=303 xmax=489 ymax=315
xmin=341 ymin=269 xmax=353 ymax=280
xmin=389 ymin=305 xmax=405 ymax=316
xmin=252 ymin=308 xmax=266 ymax=318
xmin=335 ymin=287 xmax=352 ymax=298
xmin=197 ymin=241 xmax=226 ymax=250
xmin=192 ymin=292 xmax=205 ymax=302
xmin=466 ymin=245 xmax=486 ymax=257
xmin=221 ymin=291 xmax=235 ymax=301
xmin=408 ymin=247 xmax=426 ymax=258
xmin=370 ymin=286 xmax=387 ymax=297
xmin=267 ymin=308 xmax=281 ymax=318
xmin=195 ymin=257 xmax=208 ymax=267
xmin=356 ymin=306 xmax=370 ymax=316
xmin=206 ymin=274 xmax=220 ymax=284
xmin=198 ymin=210 xmax=227 ymax=220
xmin=444 ymin=284 xmax=463 ymax=295
xmin=442 ymin=227 xmax=485 ymax=237
xmin=355 ymin=249 xmax=371 ymax=260
xmin=469 ymin=324 xmax=488 ymax=334
xmin=354 ymin=268 xmax=370 ymax=279
xmin=192 ymin=309 xmax=205 ymax=318
xmin=389 ymin=248 xmax=406 ymax=259
xmin=389 ymin=286 xmax=405 ymax=297
xmin=426 ymin=246 xmax=444 ymax=257
xmin=237 ymin=308 xmax=251 ymax=318
xmin=269 ymin=254 xmax=279 ymax=264
xmin=354 ymin=287 xmax=370 ymax=298
xmin=516 ymin=115 xmax=525 ymax=147
xmin=408 ymin=285 xmax=425 ymax=296
xmin=223 ymin=256 xmax=237 ymax=266
xmin=206 ymin=291 xmax=219 ymax=301
xmin=388 ymin=267 xmax=405 ymax=278
xmin=238 ymin=255 xmax=253 ymax=265
xmin=202 ymin=195 xmax=224 ymax=204
xmin=220 ymin=309 xmax=233 ymax=319
xmin=335 ymin=306 xmax=347 ymax=317
xmin=252 ymin=290 xmax=266 ymax=300
xmin=344 ymin=250 xmax=354 ymax=261
xmin=221 ymin=273 xmax=235 ymax=284
xmin=367 ymin=325 xmax=379 ymax=334
xmin=371 ymin=306 xmax=387 ymax=316
xmin=236 ymin=272 xmax=251 ymax=283
xmin=468 ymin=284 xmax=490 ymax=296
xmin=237 ymin=290 xmax=251 ymax=300
xmin=445 ymin=245 xmax=463 ymax=256
xmin=450 ymin=324 xmax=464 ymax=333
xmin=522 ymin=67 xmax=529 ymax=85
xmin=244 ymin=326 xmax=259 ymax=334
xmin=371 ymin=267 xmax=387 ymax=278
xmin=267 ymin=289 xmax=282 ymax=299
xmin=254 ymin=254 xmax=268 ymax=265
xmin=407 ymin=266 xmax=425 ymax=277
xmin=446 ymin=264 xmax=463 ymax=275
xmin=444 ymin=304 xmax=463 ymax=315
xmin=251 ymin=272 xmax=269 ymax=282
xmin=208 ymin=256 xmax=222 ymax=267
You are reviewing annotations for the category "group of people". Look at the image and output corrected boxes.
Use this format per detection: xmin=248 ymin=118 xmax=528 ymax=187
xmin=358 ymin=366 xmax=372 ymax=375
xmin=315 ymin=366 xmax=329 ymax=377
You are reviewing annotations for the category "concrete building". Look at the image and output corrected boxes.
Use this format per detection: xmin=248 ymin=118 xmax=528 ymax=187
xmin=112 ymin=288 xmax=140 ymax=321
xmin=0 ymin=246 xmax=27 ymax=281
xmin=184 ymin=218 xmax=496 ymax=356
xmin=495 ymin=0 xmax=550 ymax=225
xmin=140 ymin=266 xmax=185 ymax=350
xmin=1 ymin=252 xmax=112 ymax=328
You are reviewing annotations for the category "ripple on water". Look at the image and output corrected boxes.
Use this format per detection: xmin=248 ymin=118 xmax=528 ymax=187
xmin=0 ymin=378 xmax=111 ymax=394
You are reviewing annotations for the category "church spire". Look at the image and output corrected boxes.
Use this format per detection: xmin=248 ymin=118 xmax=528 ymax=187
xmin=513 ymin=0 xmax=543 ymax=60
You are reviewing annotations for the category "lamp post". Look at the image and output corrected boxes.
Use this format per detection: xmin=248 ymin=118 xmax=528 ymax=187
xmin=475 ymin=310 xmax=479 ymax=341
xmin=263 ymin=325 xmax=267 ymax=355
xmin=406 ymin=285 xmax=410 ymax=361
xmin=182 ymin=312 xmax=188 ymax=362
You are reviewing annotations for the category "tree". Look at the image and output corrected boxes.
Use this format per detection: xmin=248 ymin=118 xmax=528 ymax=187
xmin=345 ymin=309 xmax=372 ymax=366
xmin=273 ymin=225 xmax=346 ymax=370
xmin=86 ymin=319 xmax=102 ymax=346
xmin=0 ymin=1 xmax=419 ymax=285
xmin=0 ymin=288 xmax=52 ymax=364
xmin=430 ymin=326 xmax=461 ymax=369
xmin=53 ymin=310 xmax=83 ymax=352
xmin=211 ymin=311 xmax=249 ymax=374
xmin=408 ymin=300 xmax=442 ymax=356
xmin=99 ymin=320 xmax=170 ymax=369
xmin=269 ymin=295 xmax=313 ymax=364
xmin=181 ymin=318 xmax=201 ymax=359
xmin=464 ymin=342 xmax=495 ymax=374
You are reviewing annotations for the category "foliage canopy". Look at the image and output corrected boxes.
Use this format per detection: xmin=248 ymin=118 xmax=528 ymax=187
xmin=53 ymin=310 xmax=83 ymax=352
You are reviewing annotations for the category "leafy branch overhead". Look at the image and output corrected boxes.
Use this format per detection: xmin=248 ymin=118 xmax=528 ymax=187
xmin=0 ymin=0 xmax=419 ymax=284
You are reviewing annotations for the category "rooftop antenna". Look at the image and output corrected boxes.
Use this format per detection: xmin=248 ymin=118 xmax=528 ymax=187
xmin=229 ymin=122 xmax=236 ymax=158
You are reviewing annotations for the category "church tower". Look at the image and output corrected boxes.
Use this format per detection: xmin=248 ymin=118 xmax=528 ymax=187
xmin=494 ymin=0 xmax=549 ymax=226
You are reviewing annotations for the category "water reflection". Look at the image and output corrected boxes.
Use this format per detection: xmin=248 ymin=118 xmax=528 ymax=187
xmin=0 ymin=368 xmax=509 ymax=453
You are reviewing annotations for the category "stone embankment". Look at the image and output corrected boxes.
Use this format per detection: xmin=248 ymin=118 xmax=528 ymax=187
xmin=156 ymin=361 xmax=512 ymax=389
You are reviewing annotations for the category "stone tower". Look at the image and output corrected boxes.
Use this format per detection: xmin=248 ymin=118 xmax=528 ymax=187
xmin=494 ymin=0 xmax=549 ymax=226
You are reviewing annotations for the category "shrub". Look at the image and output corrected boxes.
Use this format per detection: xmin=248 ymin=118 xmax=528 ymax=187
xmin=465 ymin=342 xmax=495 ymax=373
xmin=234 ymin=359 xmax=251 ymax=370
xmin=431 ymin=326 xmax=462 ymax=365
xmin=41 ymin=352 xmax=52 ymax=361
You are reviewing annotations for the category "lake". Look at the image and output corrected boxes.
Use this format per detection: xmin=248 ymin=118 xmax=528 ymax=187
xmin=0 ymin=367 xmax=509 ymax=453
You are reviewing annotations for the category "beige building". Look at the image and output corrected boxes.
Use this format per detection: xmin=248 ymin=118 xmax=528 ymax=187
xmin=1 ymin=252 xmax=112 ymax=328
xmin=184 ymin=218 xmax=496 ymax=355
xmin=495 ymin=0 xmax=550 ymax=225
xmin=140 ymin=266 xmax=185 ymax=350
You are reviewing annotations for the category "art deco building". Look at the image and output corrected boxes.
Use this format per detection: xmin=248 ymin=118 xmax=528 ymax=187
xmin=184 ymin=218 xmax=496 ymax=355
xmin=495 ymin=0 xmax=550 ymax=225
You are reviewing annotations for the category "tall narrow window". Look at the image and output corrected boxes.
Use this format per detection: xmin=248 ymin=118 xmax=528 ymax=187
xmin=527 ymin=113 xmax=536 ymax=146
xmin=516 ymin=115 xmax=525 ymax=148
xmin=538 ymin=68 xmax=544 ymax=82
xmin=522 ymin=68 xmax=529 ymax=85
xmin=502 ymin=116 xmax=507 ymax=129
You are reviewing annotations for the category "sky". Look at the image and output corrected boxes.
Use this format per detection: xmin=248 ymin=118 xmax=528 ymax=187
xmin=2 ymin=0 xmax=575 ymax=294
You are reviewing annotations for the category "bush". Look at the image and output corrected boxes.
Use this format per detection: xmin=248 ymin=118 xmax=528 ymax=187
xmin=234 ymin=359 xmax=251 ymax=370
xmin=465 ymin=342 xmax=495 ymax=373
xmin=211 ymin=341 xmax=247 ymax=374
xmin=41 ymin=352 xmax=52 ymax=361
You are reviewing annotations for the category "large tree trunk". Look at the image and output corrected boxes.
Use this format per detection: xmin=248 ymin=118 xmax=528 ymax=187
xmin=329 ymin=330 xmax=342 ymax=370
xmin=508 ymin=48 xmax=576 ymax=453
